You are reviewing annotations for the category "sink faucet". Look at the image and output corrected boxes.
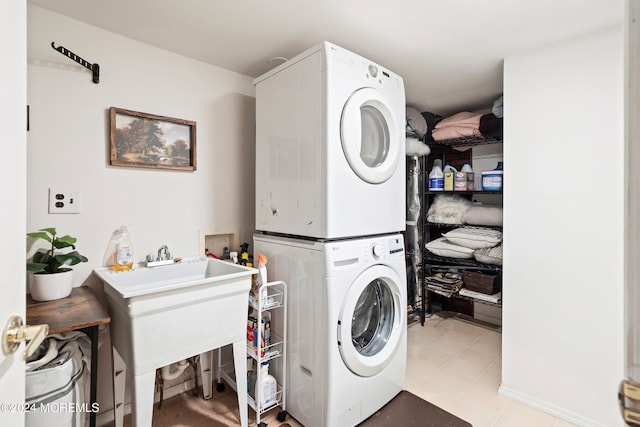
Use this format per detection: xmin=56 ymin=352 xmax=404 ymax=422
xmin=145 ymin=245 xmax=176 ymax=267
xmin=157 ymin=245 xmax=171 ymax=261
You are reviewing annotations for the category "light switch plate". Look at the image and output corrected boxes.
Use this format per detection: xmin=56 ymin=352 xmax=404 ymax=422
xmin=48 ymin=188 xmax=81 ymax=214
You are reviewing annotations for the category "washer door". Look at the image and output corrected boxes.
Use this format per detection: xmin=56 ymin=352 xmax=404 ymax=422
xmin=341 ymin=88 xmax=401 ymax=184
xmin=337 ymin=264 xmax=403 ymax=377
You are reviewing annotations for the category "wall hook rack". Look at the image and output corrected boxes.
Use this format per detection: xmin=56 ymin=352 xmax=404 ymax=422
xmin=51 ymin=42 xmax=100 ymax=84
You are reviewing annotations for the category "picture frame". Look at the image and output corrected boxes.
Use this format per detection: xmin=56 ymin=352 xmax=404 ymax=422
xmin=109 ymin=107 xmax=197 ymax=171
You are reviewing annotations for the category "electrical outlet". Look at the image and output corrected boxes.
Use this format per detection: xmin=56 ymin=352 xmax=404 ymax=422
xmin=48 ymin=188 xmax=81 ymax=214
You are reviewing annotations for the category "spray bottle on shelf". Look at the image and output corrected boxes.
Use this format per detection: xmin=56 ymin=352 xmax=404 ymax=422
xmin=239 ymin=242 xmax=253 ymax=267
xmin=256 ymin=254 xmax=268 ymax=286
xmin=252 ymin=254 xmax=268 ymax=300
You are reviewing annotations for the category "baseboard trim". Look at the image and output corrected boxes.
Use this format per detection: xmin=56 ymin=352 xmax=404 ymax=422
xmin=498 ymin=384 xmax=608 ymax=427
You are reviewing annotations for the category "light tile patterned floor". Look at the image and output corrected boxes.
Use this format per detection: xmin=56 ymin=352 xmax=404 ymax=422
xmin=406 ymin=313 xmax=577 ymax=427
xmin=121 ymin=313 xmax=577 ymax=426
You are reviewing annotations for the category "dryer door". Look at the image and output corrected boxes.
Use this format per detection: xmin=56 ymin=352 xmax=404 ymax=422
xmin=337 ymin=264 xmax=404 ymax=377
xmin=341 ymin=88 xmax=401 ymax=184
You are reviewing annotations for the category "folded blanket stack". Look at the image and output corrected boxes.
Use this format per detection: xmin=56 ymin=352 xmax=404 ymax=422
xmin=429 ymin=111 xmax=503 ymax=142
xmin=432 ymin=112 xmax=483 ymax=141
xmin=425 ymin=271 xmax=463 ymax=298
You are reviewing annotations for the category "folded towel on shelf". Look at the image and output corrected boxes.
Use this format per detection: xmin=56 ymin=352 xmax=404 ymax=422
xmin=425 ymin=272 xmax=463 ymax=298
xmin=431 ymin=111 xmax=484 ymax=141
xmin=459 ymin=288 xmax=502 ymax=303
xmin=434 ymin=111 xmax=483 ymax=129
xmin=432 ymin=126 xmax=481 ymax=141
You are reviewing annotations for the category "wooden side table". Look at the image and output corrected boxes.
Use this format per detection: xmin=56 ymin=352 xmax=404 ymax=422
xmin=26 ymin=286 xmax=111 ymax=427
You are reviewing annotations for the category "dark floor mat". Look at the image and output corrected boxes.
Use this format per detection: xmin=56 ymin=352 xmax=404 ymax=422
xmin=359 ymin=390 xmax=472 ymax=427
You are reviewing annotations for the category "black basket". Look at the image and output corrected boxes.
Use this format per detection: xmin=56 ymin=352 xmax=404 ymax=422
xmin=462 ymin=270 xmax=501 ymax=295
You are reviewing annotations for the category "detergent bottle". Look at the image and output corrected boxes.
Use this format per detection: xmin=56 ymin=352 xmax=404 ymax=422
xmin=443 ymin=164 xmax=456 ymax=191
xmin=429 ymin=159 xmax=444 ymax=191
xmin=255 ymin=362 xmax=277 ymax=407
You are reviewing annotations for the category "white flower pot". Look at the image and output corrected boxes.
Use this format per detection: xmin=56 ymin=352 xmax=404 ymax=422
xmin=29 ymin=269 xmax=73 ymax=301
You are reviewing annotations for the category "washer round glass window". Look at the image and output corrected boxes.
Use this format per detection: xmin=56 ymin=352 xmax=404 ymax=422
xmin=351 ymin=278 xmax=395 ymax=357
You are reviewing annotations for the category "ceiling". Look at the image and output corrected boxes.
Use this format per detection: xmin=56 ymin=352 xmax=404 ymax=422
xmin=28 ymin=0 xmax=622 ymax=115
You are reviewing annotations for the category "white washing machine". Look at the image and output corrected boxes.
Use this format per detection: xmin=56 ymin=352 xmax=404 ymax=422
xmin=253 ymin=232 xmax=407 ymax=427
xmin=254 ymin=41 xmax=406 ymax=239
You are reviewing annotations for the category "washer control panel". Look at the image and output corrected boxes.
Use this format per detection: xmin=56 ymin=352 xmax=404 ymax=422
xmin=371 ymin=236 xmax=404 ymax=259
xmin=387 ymin=236 xmax=404 ymax=255
xmin=328 ymin=234 xmax=405 ymax=266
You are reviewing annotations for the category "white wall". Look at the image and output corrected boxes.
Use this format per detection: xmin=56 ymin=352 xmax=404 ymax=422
xmin=27 ymin=5 xmax=256 ymax=420
xmin=27 ymin=5 xmax=256 ymax=281
xmin=501 ymin=27 xmax=625 ymax=426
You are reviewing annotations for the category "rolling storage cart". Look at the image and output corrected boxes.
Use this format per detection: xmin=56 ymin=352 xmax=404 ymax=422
xmin=217 ymin=280 xmax=287 ymax=427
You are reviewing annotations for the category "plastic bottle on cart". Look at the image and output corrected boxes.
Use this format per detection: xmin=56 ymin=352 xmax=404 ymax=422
xmin=255 ymin=362 xmax=277 ymax=406
xmin=247 ymin=357 xmax=256 ymax=396
xmin=428 ymin=159 xmax=444 ymax=191
xmin=252 ymin=254 xmax=268 ymax=298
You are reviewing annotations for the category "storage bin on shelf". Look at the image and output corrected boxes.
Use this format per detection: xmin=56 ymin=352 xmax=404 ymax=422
xmin=249 ymin=286 xmax=284 ymax=311
xmin=462 ymin=270 xmax=501 ymax=295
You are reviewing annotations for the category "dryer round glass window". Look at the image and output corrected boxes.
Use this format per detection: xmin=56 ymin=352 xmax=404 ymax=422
xmin=341 ymin=88 xmax=401 ymax=184
xmin=359 ymin=106 xmax=390 ymax=168
xmin=337 ymin=264 xmax=404 ymax=377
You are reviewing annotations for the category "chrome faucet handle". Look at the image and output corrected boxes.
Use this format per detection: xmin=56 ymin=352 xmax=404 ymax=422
xmin=157 ymin=245 xmax=170 ymax=260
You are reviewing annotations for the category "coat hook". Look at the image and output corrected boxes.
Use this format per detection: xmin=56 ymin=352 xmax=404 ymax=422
xmin=51 ymin=42 xmax=100 ymax=84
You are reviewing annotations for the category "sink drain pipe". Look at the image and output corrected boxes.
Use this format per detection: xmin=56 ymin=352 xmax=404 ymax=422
xmin=156 ymin=359 xmax=189 ymax=409
xmin=161 ymin=359 xmax=189 ymax=381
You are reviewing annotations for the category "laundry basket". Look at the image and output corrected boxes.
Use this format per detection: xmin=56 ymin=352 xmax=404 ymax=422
xmin=25 ymin=331 xmax=91 ymax=427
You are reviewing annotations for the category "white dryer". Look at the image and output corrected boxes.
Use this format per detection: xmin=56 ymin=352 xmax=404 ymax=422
xmin=254 ymin=42 xmax=406 ymax=239
xmin=253 ymin=232 xmax=407 ymax=427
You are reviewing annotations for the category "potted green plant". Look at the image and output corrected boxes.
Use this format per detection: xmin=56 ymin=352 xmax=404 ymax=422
xmin=26 ymin=227 xmax=88 ymax=301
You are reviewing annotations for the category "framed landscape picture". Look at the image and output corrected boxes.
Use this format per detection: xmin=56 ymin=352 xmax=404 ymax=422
xmin=109 ymin=107 xmax=197 ymax=171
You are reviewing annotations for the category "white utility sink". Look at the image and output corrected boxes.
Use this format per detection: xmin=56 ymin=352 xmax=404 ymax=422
xmin=95 ymin=256 xmax=257 ymax=427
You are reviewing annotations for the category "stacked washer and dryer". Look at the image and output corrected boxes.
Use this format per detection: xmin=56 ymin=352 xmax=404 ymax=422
xmin=253 ymin=42 xmax=407 ymax=427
